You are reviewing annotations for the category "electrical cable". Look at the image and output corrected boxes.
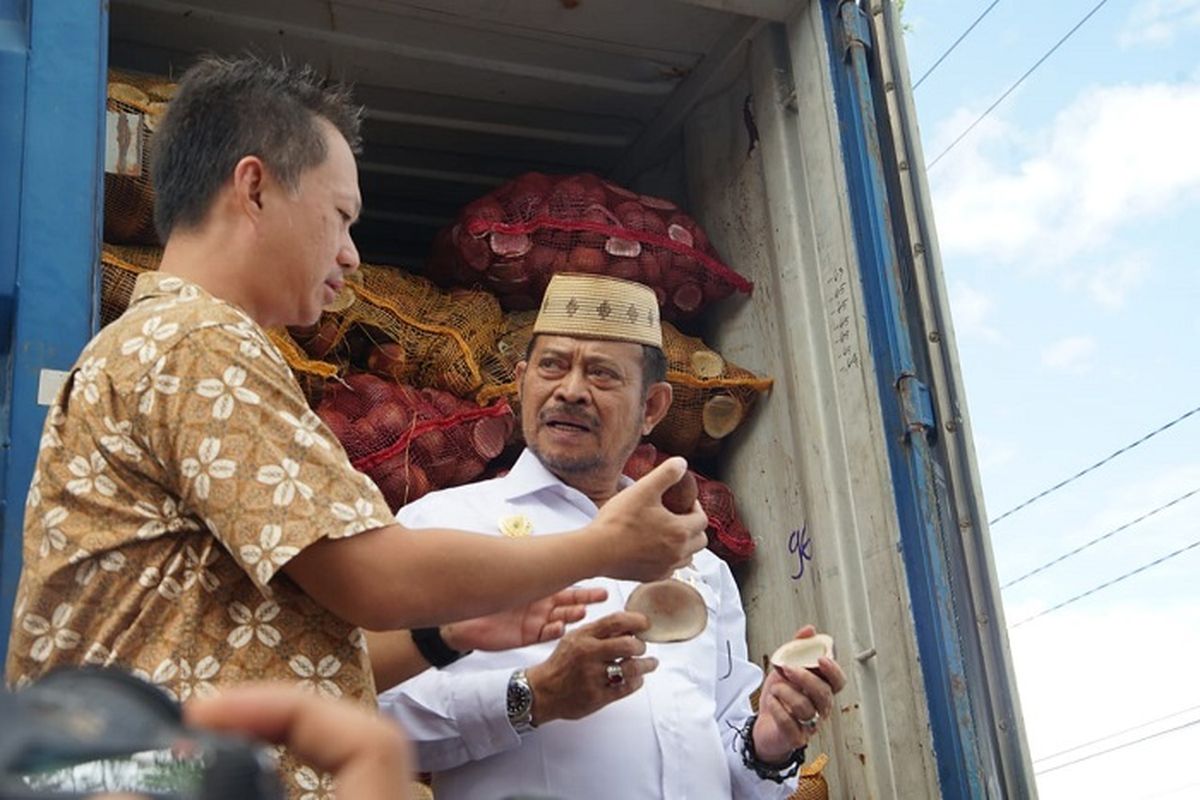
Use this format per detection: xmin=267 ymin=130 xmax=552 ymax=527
xmin=1002 ymin=487 xmax=1200 ymax=589
xmin=990 ymin=403 xmax=1200 ymax=526
xmin=912 ymin=1 xmax=1003 ymax=90
xmin=1035 ymin=717 xmax=1200 ymax=775
xmin=1010 ymin=532 xmax=1200 ymax=627
xmin=1033 ymin=702 xmax=1200 ymax=763
xmin=926 ymin=0 xmax=1111 ymax=171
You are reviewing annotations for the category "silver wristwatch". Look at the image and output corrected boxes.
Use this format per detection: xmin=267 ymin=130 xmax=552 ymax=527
xmin=506 ymin=669 xmax=535 ymax=734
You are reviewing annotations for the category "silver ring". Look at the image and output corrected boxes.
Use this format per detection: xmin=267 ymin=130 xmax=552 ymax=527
xmin=604 ymin=661 xmax=626 ymax=687
xmin=799 ymin=710 xmax=820 ymax=730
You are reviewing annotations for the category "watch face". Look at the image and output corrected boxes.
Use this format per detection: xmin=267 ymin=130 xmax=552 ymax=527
xmin=507 ymin=672 xmax=533 ymax=719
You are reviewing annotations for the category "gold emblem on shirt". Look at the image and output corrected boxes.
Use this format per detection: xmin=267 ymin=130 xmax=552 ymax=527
xmin=499 ymin=513 xmax=533 ymax=538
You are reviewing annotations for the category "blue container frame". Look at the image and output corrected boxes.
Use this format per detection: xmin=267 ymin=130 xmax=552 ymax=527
xmin=822 ymin=0 xmax=1014 ymax=796
xmin=0 ymin=0 xmax=107 ymax=664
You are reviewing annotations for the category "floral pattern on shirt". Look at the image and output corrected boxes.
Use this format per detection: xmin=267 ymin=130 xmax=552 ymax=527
xmin=6 ymin=272 xmax=391 ymax=798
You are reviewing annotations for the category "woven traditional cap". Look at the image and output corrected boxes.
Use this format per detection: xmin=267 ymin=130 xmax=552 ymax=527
xmin=533 ymin=274 xmax=662 ymax=349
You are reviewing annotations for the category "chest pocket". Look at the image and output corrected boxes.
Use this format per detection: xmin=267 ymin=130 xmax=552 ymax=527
xmin=673 ymin=564 xmax=720 ymax=613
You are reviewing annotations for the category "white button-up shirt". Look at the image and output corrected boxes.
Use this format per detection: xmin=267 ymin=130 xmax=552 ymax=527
xmin=378 ymin=450 xmax=797 ymax=799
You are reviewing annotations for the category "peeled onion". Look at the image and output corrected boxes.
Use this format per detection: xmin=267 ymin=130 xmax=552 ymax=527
xmin=769 ymin=634 xmax=834 ymax=670
xmin=625 ymin=579 xmax=707 ymax=643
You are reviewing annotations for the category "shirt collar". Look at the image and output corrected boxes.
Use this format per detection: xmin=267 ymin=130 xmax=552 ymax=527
xmin=129 ymin=272 xmax=256 ymax=325
xmin=130 ymin=271 xmax=205 ymax=304
xmin=501 ymin=448 xmax=634 ymax=503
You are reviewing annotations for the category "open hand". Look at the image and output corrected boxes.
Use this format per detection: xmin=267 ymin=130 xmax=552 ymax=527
xmin=442 ymin=585 xmax=608 ymax=652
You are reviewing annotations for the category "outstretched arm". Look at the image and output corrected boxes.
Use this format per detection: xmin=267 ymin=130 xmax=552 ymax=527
xmin=284 ymin=458 xmax=706 ymax=631
xmin=366 ymin=586 xmax=607 ymax=691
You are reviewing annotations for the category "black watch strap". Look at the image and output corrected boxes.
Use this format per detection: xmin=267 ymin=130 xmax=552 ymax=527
xmin=410 ymin=627 xmax=470 ymax=668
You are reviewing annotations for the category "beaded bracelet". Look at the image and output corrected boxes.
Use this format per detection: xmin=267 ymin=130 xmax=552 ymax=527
xmin=737 ymin=714 xmax=805 ymax=783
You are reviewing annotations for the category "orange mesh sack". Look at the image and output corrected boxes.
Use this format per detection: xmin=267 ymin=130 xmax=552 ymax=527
xmin=99 ymin=244 xmax=339 ymax=405
xmin=623 ymin=444 xmax=755 ymax=563
xmin=316 ymin=373 xmax=515 ymax=512
xmin=790 ymin=753 xmax=830 ymax=800
xmin=313 ymin=264 xmax=504 ymax=399
xmin=475 ymin=310 xmax=537 ymax=411
xmin=100 ymin=243 xmax=163 ymax=326
xmin=476 ymin=312 xmax=772 ymax=458
xmin=654 ymin=324 xmax=773 ymax=458
xmin=105 ymin=69 xmax=174 ymax=245
xmin=426 ymin=172 xmax=752 ymax=322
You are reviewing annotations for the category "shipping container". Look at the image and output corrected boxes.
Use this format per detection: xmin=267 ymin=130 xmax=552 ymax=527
xmin=0 ymin=1 xmax=1036 ymax=796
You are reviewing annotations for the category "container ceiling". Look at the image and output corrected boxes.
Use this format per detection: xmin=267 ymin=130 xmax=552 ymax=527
xmin=109 ymin=0 xmax=791 ymax=262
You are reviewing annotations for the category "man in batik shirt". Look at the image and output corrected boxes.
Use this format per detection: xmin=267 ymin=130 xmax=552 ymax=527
xmin=6 ymin=56 xmax=706 ymax=797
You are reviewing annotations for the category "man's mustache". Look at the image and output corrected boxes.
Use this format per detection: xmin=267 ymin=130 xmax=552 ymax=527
xmin=538 ymin=405 xmax=600 ymax=429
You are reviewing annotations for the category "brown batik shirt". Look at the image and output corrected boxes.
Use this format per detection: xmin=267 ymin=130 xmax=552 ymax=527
xmin=6 ymin=272 xmax=392 ymax=798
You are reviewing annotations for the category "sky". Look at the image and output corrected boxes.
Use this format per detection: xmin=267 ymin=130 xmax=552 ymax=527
xmin=902 ymin=1 xmax=1200 ymax=797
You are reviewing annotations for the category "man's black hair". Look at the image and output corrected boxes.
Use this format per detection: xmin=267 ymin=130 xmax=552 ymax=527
xmin=150 ymin=55 xmax=363 ymax=241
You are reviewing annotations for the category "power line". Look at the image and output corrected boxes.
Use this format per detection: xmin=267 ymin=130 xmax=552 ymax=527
xmin=1001 ymin=487 xmax=1200 ymax=589
xmin=1035 ymin=717 xmax=1200 ymax=775
xmin=990 ymin=403 xmax=1200 ymax=526
xmin=1033 ymin=702 xmax=1200 ymax=763
xmin=1010 ymin=532 xmax=1200 ymax=628
xmin=926 ymin=0 xmax=1111 ymax=171
xmin=912 ymin=1 xmax=1003 ymax=90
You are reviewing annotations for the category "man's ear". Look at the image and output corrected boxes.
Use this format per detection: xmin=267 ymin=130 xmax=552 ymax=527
xmin=232 ymin=155 xmax=268 ymax=221
xmin=641 ymin=382 xmax=673 ymax=435
xmin=514 ymin=361 xmax=527 ymax=402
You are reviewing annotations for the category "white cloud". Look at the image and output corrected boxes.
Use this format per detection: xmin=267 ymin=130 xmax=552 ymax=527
xmin=948 ymin=281 xmax=1004 ymax=342
xmin=929 ymin=81 xmax=1200 ymax=272
xmin=1119 ymin=0 xmax=1200 ymax=47
xmin=1068 ymin=254 xmax=1150 ymax=309
xmin=1041 ymin=336 xmax=1096 ymax=372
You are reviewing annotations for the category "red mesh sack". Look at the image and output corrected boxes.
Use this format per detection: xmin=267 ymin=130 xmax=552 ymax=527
xmin=427 ymin=172 xmax=752 ymax=321
xmin=623 ymin=444 xmax=755 ymax=563
xmin=316 ymin=373 xmax=514 ymax=512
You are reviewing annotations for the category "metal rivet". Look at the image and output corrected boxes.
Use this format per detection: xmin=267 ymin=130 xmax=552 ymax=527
xmin=945 ymin=420 xmax=959 ymax=433
xmin=928 ymin=331 xmax=941 ymax=343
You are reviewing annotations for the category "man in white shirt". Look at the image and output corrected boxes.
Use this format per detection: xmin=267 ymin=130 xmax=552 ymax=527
xmin=379 ymin=274 xmax=846 ymax=799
